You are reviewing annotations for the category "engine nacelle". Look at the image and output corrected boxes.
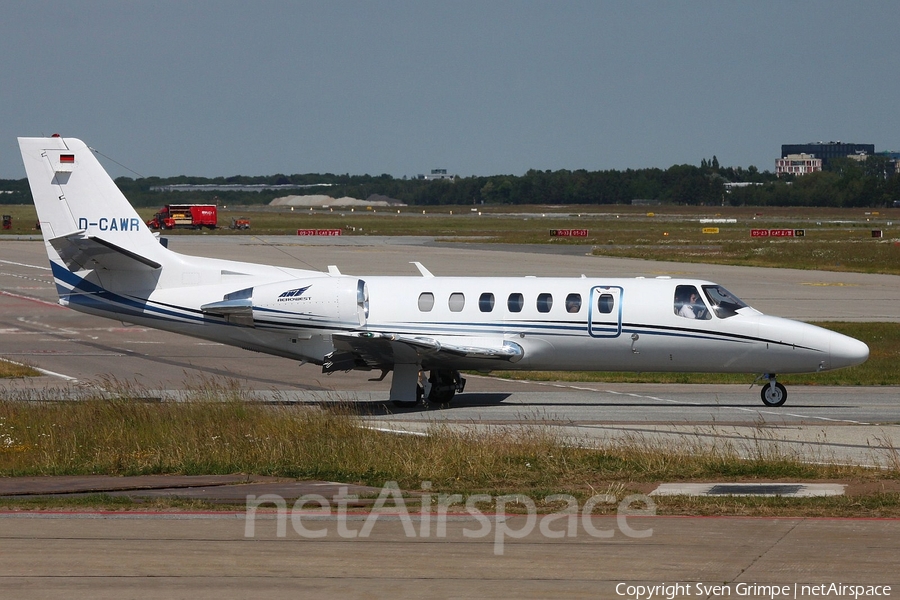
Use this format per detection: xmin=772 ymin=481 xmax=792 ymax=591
xmin=251 ymin=277 xmax=368 ymax=329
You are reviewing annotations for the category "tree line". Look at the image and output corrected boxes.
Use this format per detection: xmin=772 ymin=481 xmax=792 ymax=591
xmin=2 ymin=155 xmax=897 ymax=208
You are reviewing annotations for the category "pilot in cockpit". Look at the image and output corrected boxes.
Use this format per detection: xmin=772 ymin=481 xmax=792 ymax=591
xmin=675 ymin=286 xmax=709 ymax=320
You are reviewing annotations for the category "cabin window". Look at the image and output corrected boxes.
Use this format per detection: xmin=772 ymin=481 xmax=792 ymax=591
xmin=479 ymin=292 xmax=495 ymax=312
xmin=449 ymin=292 xmax=465 ymax=312
xmin=597 ymin=293 xmax=614 ymax=314
xmin=674 ymin=285 xmax=711 ymax=320
xmin=702 ymin=285 xmax=749 ymax=319
xmin=508 ymin=293 xmax=524 ymax=313
xmin=537 ymin=293 xmax=553 ymax=313
xmin=565 ymin=293 xmax=582 ymax=313
xmin=418 ymin=292 xmax=435 ymax=312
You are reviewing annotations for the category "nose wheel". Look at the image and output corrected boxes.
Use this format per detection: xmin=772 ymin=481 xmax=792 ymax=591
xmin=759 ymin=376 xmax=787 ymax=407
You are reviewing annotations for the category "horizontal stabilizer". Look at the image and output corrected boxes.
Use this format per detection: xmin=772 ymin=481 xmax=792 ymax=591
xmin=200 ymin=298 xmax=254 ymax=326
xmin=50 ymin=232 xmax=162 ymax=272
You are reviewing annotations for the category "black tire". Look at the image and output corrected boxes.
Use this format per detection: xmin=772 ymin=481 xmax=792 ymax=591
xmin=426 ymin=370 xmax=460 ymax=405
xmin=760 ymin=382 xmax=787 ymax=407
xmin=427 ymin=388 xmax=455 ymax=405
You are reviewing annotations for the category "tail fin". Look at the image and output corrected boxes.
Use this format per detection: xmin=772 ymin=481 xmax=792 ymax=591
xmin=18 ymin=136 xmax=171 ymax=274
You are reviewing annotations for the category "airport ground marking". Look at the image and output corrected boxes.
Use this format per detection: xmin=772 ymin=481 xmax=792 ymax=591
xmin=506 ymin=377 xmax=873 ymax=426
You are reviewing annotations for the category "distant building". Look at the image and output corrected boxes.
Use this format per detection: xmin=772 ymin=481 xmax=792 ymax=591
xmin=776 ymin=153 xmax=822 ymax=177
xmin=417 ymin=169 xmax=456 ymax=181
xmin=877 ymin=152 xmax=900 ymax=175
xmin=845 ymin=151 xmax=900 ymax=177
xmin=781 ymin=142 xmax=875 ymax=167
xmin=723 ymin=182 xmax=764 ymax=192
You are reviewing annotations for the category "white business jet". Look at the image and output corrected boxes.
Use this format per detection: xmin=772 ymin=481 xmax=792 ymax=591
xmin=19 ymin=136 xmax=869 ymax=408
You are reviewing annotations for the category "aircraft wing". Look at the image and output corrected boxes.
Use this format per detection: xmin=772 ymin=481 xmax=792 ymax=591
xmin=50 ymin=231 xmax=161 ymax=271
xmin=324 ymin=332 xmax=524 ymax=373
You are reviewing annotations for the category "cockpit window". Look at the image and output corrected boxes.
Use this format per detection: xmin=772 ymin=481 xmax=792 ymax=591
xmin=674 ymin=285 xmax=711 ymax=320
xmin=702 ymin=285 xmax=749 ymax=319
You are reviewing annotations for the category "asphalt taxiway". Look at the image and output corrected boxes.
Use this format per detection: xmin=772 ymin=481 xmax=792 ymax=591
xmin=2 ymin=235 xmax=900 ymax=598
xmin=1 ymin=511 xmax=898 ymax=599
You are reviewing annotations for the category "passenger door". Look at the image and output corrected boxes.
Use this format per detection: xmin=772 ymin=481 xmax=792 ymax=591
xmin=589 ymin=286 xmax=623 ymax=338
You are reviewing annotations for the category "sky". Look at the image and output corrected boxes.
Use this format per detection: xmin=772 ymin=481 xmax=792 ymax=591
xmin=1 ymin=1 xmax=898 ymax=180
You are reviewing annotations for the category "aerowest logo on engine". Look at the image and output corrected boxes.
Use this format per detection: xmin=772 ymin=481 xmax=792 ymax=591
xmin=78 ymin=217 xmax=143 ymax=232
xmin=277 ymin=285 xmax=312 ymax=302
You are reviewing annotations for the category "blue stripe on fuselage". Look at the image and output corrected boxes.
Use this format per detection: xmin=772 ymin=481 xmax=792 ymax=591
xmin=49 ymin=263 xmax=809 ymax=351
xmin=51 ymin=262 xmax=205 ymax=324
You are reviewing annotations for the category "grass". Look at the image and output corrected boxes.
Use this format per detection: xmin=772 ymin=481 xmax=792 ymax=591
xmin=593 ymin=235 xmax=900 ymax=276
xmin=1 ymin=378 xmax=899 ymax=516
xmin=492 ymin=322 xmax=900 ymax=386
xmin=0 ymin=382 xmax=596 ymax=487
xmin=203 ymin=204 xmax=900 ymax=275
xmin=0 ymin=358 xmax=41 ymax=379
xmin=139 ymin=204 xmax=900 ymax=276
xmin=0 ymin=205 xmax=40 ymax=235
xmin=6 ymin=203 xmax=900 ymax=274
xmin=0 ymin=493 xmax=222 ymax=512
xmin=644 ymin=493 xmax=900 ymax=518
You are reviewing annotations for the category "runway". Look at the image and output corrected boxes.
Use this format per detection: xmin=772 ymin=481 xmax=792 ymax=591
xmin=2 ymin=235 xmax=900 ymax=598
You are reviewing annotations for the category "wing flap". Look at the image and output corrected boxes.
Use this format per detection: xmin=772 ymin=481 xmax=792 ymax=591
xmin=324 ymin=332 xmax=523 ymax=373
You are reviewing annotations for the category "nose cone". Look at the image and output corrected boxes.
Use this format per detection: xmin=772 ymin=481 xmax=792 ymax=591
xmin=757 ymin=316 xmax=869 ymax=373
xmin=829 ymin=331 xmax=869 ymax=370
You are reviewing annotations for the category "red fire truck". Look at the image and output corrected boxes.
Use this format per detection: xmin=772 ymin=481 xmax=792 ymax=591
xmin=146 ymin=205 xmax=217 ymax=230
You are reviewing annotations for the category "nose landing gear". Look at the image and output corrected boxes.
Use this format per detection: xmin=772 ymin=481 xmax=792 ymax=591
xmin=757 ymin=374 xmax=787 ymax=407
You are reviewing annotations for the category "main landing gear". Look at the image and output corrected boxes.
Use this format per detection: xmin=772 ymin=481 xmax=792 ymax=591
xmin=425 ymin=369 xmax=466 ymax=405
xmin=757 ymin=374 xmax=787 ymax=407
xmin=391 ymin=369 xmax=466 ymax=408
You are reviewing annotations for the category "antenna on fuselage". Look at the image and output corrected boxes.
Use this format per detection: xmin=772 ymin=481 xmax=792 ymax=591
xmin=410 ymin=262 xmax=434 ymax=277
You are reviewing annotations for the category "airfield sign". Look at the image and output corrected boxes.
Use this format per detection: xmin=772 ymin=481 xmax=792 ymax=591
xmin=550 ymin=229 xmax=589 ymax=237
xmin=751 ymin=229 xmax=805 ymax=237
xmin=298 ymin=229 xmax=342 ymax=236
